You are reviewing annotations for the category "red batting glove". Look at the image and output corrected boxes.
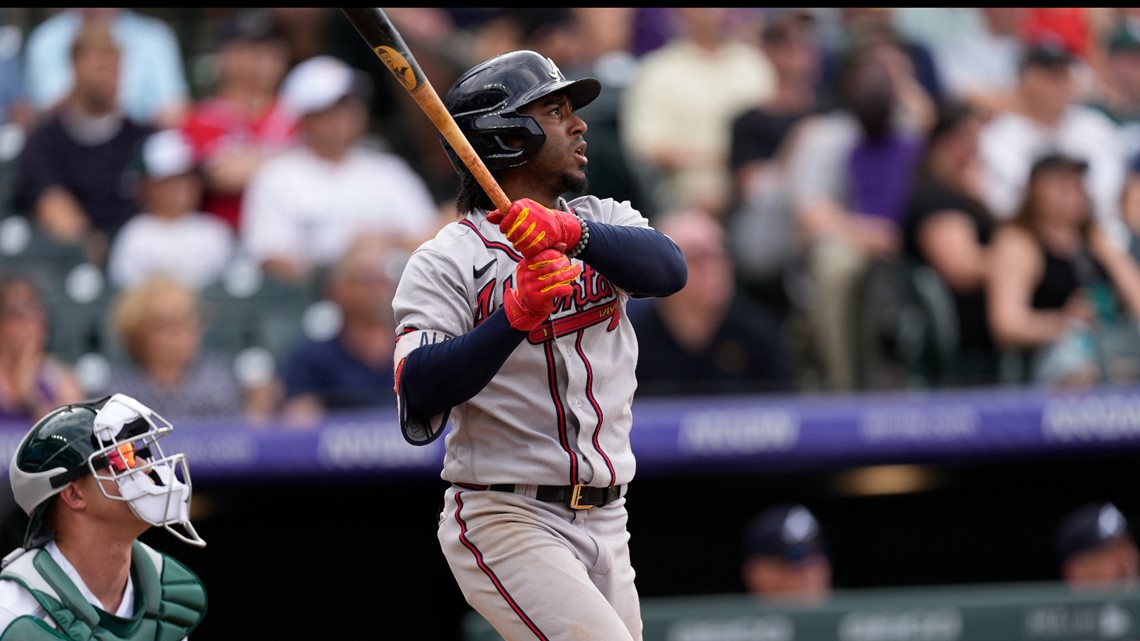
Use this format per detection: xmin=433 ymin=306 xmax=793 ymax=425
xmin=502 ymin=248 xmax=582 ymax=331
xmin=487 ymin=198 xmax=582 ymax=258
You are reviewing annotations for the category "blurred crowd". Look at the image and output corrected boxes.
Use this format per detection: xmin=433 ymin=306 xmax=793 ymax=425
xmin=5 ymin=7 xmax=1140 ymax=426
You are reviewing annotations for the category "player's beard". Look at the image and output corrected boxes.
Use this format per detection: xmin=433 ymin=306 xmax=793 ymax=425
xmin=560 ymin=169 xmax=589 ymax=199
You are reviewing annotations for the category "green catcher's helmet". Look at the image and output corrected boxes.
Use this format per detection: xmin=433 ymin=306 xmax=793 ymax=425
xmin=9 ymin=394 xmax=205 ymax=549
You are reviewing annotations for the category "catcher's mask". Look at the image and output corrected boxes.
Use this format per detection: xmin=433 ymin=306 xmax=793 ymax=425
xmin=440 ymin=49 xmax=601 ymax=174
xmin=9 ymin=393 xmax=206 ymax=549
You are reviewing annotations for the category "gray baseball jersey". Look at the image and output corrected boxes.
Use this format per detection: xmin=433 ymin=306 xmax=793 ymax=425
xmin=393 ymin=194 xmax=656 ymax=641
xmin=392 ymin=194 xmax=649 ymax=488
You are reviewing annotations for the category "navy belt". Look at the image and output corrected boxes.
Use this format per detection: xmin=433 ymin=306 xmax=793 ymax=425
xmin=460 ymin=483 xmax=626 ymax=510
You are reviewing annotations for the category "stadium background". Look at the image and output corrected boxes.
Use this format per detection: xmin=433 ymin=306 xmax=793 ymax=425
xmin=1 ymin=7 xmax=1139 ymax=640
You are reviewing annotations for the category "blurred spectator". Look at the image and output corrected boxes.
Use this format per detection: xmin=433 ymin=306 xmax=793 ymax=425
xmin=573 ymin=8 xmax=637 ymax=65
xmin=181 ymin=8 xmax=299 ymax=232
xmin=901 ymin=102 xmax=1001 ymax=384
xmin=986 ymin=153 xmax=1140 ymax=387
xmin=106 ymin=274 xmax=278 ymax=423
xmin=730 ymin=8 xmax=825 ymax=207
xmin=1122 ymin=153 xmax=1140 ymax=262
xmin=0 ymin=275 xmax=84 ymax=422
xmin=0 ymin=12 xmax=30 ymax=216
xmin=891 ymin=8 xmax=988 ymax=50
xmin=1087 ymin=20 xmax=1140 ymax=159
xmin=22 ymin=8 xmax=190 ymax=130
xmin=630 ymin=7 xmax=675 ymax=58
xmin=0 ymin=14 xmax=31 ymax=132
xmin=978 ymin=42 xmax=1132 ymax=252
xmin=1055 ymin=502 xmax=1140 ymax=591
xmin=818 ymin=8 xmax=944 ymax=109
xmin=740 ymin=504 xmax=832 ymax=604
xmin=1022 ymin=9 xmax=1098 ymax=67
xmin=13 ymin=20 xmax=153 ymax=267
xmin=278 ymin=236 xmax=402 ymax=428
xmin=781 ymin=35 xmax=933 ymax=391
xmin=476 ymin=8 xmax=652 ymax=217
xmin=630 ymin=207 xmax=796 ymax=396
xmin=241 ymin=55 xmax=441 ymax=285
xmin=324 ymin=8 xmax=467 ymax=209
xmin=727 ymin=9 xmax=826 ymax=313
xmin=107 ymin=128 xmax=236 ymax=291
xmin=620 ymin=7 xmax=776 ymax=219
xmin=266 ymin=8 xmax=337 ymax=69
xmin=931 ymin=8 xmax=1029 ymax=115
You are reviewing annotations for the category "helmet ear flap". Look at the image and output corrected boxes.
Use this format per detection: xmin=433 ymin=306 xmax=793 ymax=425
xmin=441 ymin=111 xmax=548 ymax=175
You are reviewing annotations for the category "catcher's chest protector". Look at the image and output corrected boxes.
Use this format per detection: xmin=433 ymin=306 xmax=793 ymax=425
xmin=0 ymin=542 xmax=206 ymax=641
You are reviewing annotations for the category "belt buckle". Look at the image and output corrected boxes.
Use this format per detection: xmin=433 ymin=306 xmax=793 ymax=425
xmin=568 ymin=484 xmax=594 ymax=510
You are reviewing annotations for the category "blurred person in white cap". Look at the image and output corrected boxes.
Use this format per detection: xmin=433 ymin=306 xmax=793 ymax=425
xmin=1056 ymin=501 xmax=1140 ymax=590
xmin=106 ymin=128 xmax=237 ymax=291
xmin=239 ymin=54 xmax=444 ymax=285
xmin=741 ymin=503 xmax=833 ymax=603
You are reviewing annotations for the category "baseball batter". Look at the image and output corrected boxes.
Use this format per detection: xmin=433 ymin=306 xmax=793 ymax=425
xmin=392 ymin=50 xmax=687 ymax=640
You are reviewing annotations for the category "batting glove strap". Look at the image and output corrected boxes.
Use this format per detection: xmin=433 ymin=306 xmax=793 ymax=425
xmin=503 ymin=249 xmax=582 ymax=332
xmin=503 ymin=287 xmax=548 ymax=332
xmin=492 ymin=198 xmax=582 ymax=258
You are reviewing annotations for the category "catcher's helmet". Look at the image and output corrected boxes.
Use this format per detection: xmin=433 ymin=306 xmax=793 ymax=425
xmin=441 ymin=49 xmax=601 ymax=173
xmin=9 ymin=393 xmax=206 ymax=549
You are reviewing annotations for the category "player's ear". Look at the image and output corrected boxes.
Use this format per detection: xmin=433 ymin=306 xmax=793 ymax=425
xmin=57 ymin=482 xmax=88 ymax=510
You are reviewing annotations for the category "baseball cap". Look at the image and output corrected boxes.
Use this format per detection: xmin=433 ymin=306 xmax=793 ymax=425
xmin=217 ymin=9 xmax=285 ymax=46
xmin=135 ymin=129 xmax=196 ymax=181
xmin=279 ymin=55 xmax=373 ymax=118
xmin=1055 ymin=502 xmax=1133 ymax=561
xmin=743 ymin=504 xmax=828 ymax=563
xmin=1029 ymin=151 xmax=1089 ymax=180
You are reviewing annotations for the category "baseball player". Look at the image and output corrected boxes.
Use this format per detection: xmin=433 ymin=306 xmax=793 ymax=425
xmin=392 ymin=50 xmax=688 ymax=640
xmin=0 ymin=393 xmax=207 ymax=640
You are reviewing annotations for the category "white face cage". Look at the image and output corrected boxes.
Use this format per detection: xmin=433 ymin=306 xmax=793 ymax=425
xmin=88 ymin=394 xmax=206 ymax=548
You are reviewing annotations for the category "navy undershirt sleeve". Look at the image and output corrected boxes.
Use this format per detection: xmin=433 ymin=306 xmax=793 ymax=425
xmin=578 ymin=221 xmax=688 ymax=297
xmin=400 ymin=311 xmax=526 ymax=419
xmin=401 ymin=221 xmax=687 ymax=419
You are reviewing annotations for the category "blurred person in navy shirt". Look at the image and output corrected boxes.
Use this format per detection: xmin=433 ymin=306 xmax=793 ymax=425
xmin=630 ymin=206 xmax=796 ymax=396
xmin=14 ymin=20 xmax=152 ymax=266
xmin=278 ymin=236 xmax=404 ymax=428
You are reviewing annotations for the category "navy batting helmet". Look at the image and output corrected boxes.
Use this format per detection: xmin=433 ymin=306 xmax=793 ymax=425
xmin=441 ymin=49 xmax=601 ymax=174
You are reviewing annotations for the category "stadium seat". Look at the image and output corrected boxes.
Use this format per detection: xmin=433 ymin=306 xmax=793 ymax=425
xmin=0 ymin=216 xmax=89 ymax=286
xmin=198 ymin=257 xmax=317 ymax=364
xmin=0 ymin=122 xmax=24 ymax=217
xmin=851 ymin=257 xmax=961 ymax=391
xmin=41 ymin=262 xmax=117 ymax=366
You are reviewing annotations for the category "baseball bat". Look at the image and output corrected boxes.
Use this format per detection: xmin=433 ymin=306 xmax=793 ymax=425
xmin=339 ymin=8 xmax=512 ymax=214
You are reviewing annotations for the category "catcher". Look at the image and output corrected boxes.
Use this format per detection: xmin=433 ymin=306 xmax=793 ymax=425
xmin=0 ymin=393 xmax=207 ymax=640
